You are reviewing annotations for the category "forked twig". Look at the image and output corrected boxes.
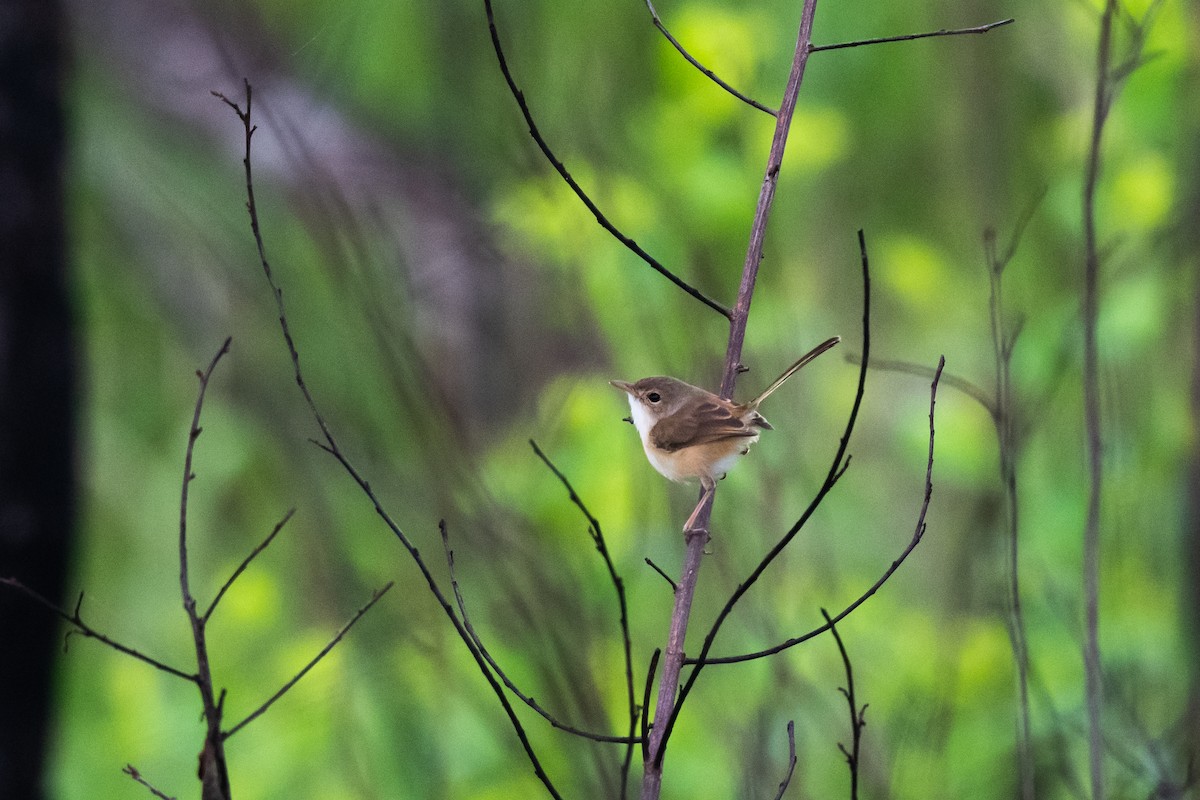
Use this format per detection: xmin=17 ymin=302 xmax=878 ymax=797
xmin=483 ymin=0 xmax=731 ymax=319
xmin=643 ymin=0 xmax=776 ymax=115
xmin=0 ymin=580 xmax=195 ymax=681
xmin=823 ymin=610 xmax=866 ymax=800
xmin=178 ymin=337 xmax=234 ymax=800
xmin=217 ymin=80 xmax=565 ymax=799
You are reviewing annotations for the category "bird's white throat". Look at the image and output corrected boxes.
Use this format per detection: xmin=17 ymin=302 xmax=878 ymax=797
xmin=625 ymin=395 xmax=657 ymax=446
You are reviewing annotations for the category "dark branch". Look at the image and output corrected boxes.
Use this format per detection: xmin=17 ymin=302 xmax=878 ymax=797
xmin=179 ymin=336 xmax=232 ymax=615
xmin=823 ymin=609 xmax=866 ymax=800
xmin=644 ymin=558 xmax=678 ymax=592
xmin=810 ymin=18 xmax=1014 ymax=52
xmin=439 ymin=522 xmax=639 ymax=745
xmin=643 ymin=0 xmax=776 ymax=115
xmin=0 ymin=579 xmax=195 ymax=682
xmin=771 ymin=721 xmax=798 ymax=800
xmin=483 ymin=0 xmax=731 ymax=318
xmin=641 ymin=649 xmax=661 ymax=763
xmin=224 ymin=582 xmax=394 ymax=739
xmin=529 ymin=440 xmax=641 ymax=792
xmin=204 ymin=508 xmax=296 ymax=623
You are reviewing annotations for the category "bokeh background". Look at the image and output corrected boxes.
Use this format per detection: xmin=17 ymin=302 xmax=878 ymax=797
xmin=10 ymin=0 xmax=1199 ymax=796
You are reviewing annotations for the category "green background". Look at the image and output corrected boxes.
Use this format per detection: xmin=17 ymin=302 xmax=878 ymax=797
xmin=49 ymin=0 xmax=1197 ymax=797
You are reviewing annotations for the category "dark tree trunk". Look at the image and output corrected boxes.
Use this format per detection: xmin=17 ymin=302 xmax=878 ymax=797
xmin=0 ymin=1 xmax=75 ymax=797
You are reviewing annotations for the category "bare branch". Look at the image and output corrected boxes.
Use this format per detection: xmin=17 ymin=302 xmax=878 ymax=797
xmin=203 ymin=508 xmax=296 ymax=623
xmin=810 ymin=18 xmax=1014 ymax=53
xmin=123 ymin=764 xmax=177 ymax=800
xmin=642 ymin=0 xmax=776 ymax=115
xmin=179 ymin=336 xmax=231 ymax=615
xmin=642 ymin=4 xmax=823 ymax=790
xmin=771 ymin=721 xmax=798 ymax=800
xmin=0 ymin=579 xmax=195 ymax=682
xmin=483 ymin=0 xmax=731 ymax=318
xmin=218 ymin=81 xmax=566 ymax=798
xmin=177 ymin=338 xmax=234 ymax=800
xmin=641 ymin=649 xmax=661 ymax=763
xmin=823 ymin=609 xmax=866 ymax=800
xmin=439 ymin=522 xmax=639 ymax=745
xmin=224 ymin=582 xmax=394 ymax=740
xmin=528 ymin=440 xmax=641 ymax=792
xmin=644 ymin=558 xmax=677 ymax=592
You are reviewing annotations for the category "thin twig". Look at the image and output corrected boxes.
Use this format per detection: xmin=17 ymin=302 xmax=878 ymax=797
xmin=641 ymin=649 xmax=661 ymax=763
xmin=772 ymin=721 xmax=798 ymax=800
xmin=642 ymin=0 xmax=776 ymax=115
xmin=123 ymin=765 xmax=178 ymax=800
xmin=644 ymin=558 xmax=677 ymax=592
xmin=1082 ymin=3 xmax=1117 ymax=798
xmin=483 ymin=0 xmax=731 ymax=319
xmin=810 ymin=18 xmax=1014 ymax=52
xmin=641 ymin=4 xmax=822 ymax=793
xmin=439 ymin=522 xmax=638 ymax=745
xmin=224 ymin=582 xmax=394 ymax=739
xmin=0 ymin=580 xmax=196 ymax=681
xmin=529 ymin=441 xmax=641 ymax=792
xmin=218 ymin=81 xmax=565 ymax=799
xmin=179 ymin=337 xmax=231 ymax=615
xmin=823 ymin=610 xmax=866 ymax=800
xmin=204 ymin=508 xmax=296 ymax=623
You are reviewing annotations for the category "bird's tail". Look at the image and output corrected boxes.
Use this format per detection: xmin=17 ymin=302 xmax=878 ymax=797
xmin=749 ymin=336 xmax=841 ymax=408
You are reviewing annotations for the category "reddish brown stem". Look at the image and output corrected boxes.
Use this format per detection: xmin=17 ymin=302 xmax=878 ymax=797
xmin=640 ymin=1 xmax=820 ymax=795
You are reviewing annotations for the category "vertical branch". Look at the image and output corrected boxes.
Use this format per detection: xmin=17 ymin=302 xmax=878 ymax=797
xmin=1082 ymin=2 xmax=1117 ymax=798
xmin=178 ymin=338 xmax=233 ymax=800
xmin=822 ymin=609 xmax=866 ymax=800
xmin=641 ymin=4 xmax=821 ymax=796
xmin=180 ymin=341 xmax=234 ymax=799
xmin=984 ymin=218 xmax=1034 ymax=800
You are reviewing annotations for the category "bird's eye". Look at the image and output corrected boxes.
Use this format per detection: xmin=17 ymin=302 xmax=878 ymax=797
xmin=647 ymin=392 xmax=661 ymax=403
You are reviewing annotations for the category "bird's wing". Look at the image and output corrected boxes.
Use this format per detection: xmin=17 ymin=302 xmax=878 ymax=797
xmin=650 ymin=401 xmax=759 ymax=452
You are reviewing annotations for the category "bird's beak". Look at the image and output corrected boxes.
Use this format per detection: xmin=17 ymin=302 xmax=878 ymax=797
xmin=609 ymin=381 xmax=635 ymax=425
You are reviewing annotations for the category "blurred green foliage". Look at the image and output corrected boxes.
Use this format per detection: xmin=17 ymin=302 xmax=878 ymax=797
xmin=43 ymin=0 xmax=1197 ymax=797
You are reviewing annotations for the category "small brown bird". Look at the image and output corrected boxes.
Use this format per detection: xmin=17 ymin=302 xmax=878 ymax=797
xmin=610 ymin=336 xmax=840 ymax=529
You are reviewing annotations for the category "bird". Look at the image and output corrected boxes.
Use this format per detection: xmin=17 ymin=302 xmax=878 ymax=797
xmin=610 ymin=336 xmax=840 ymax=530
